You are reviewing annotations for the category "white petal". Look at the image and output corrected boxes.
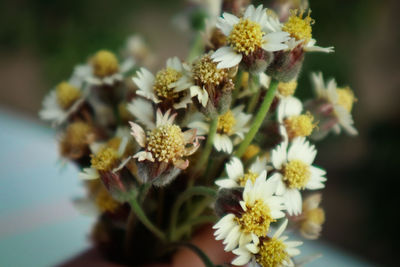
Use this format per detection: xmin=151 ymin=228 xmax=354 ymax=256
xmin=211 ymin=46 xmax=242 ymax=69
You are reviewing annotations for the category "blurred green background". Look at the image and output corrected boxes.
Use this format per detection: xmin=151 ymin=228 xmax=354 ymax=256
xmin=0 ymin=0 xmax=399 ymax=265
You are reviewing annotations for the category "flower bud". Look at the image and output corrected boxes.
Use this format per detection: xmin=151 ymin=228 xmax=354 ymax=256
xmin=266 ymin=44 xmax=304 ymax=82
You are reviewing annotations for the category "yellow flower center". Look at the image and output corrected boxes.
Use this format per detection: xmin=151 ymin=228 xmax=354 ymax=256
xmin=278 ymin=80 xmax=298 ymax=97
xmin=284 ymin=112 xmax=316 ymax=139
xmin=238 ymin=171 xmax=259 ymax=187
xmin=56 ymin=81 xmax=82 ymax=109
xmin=64 ymin=122 xmax=93 ymax=147
xmin=217 ymin=110 xmax=237 ymax=135
xmin=282 ymin=10 xmax=314 ymax=44
xmin=336 ymin=87 xmax=355 ymax=112
xmin=91 ymin=147 xmax=119 ymax=172
xmin=193 ymin=54 xmax=228 ymax=85
xmin=242 ymin=144 xmax=260 ymax=161
xmin=92 ymin=50 xmax=119 ymax=78
xmin=106 ymin=137 xmax=122 ymax=151
xmin=146 ymin=124 xmax=185 ymax=163
xmin=283 ymin=159 xmax=310 ymax=189
xmin=95 ymin=186 xmax=120 ymax=213
xmin=236 ymin=200 xmax=275 ymax=236
xmin=306 ymin=207 xmax=325 ymax=225
xmin=153 ymin=67 xmax=182 ymax=100
xmin=257 ymin=238 xmax=289 ymax=267
xmin=228 ymin=18 xmax=264 ymax=55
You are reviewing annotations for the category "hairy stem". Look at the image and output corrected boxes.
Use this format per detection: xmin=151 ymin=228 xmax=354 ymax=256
xmin=195 ymin=117 xmax=218 ymax=174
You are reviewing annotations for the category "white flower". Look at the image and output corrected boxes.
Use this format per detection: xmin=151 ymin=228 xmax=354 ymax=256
xmin=39 ymin=77 xmax=88 ymax=127
xmin=298 ymin=193 xmax=325 ymax=240
xmin=188 ymin=105 xmax=251 ymax=153
xmin=76 ymin=50 xmax=134 ymax=86
xmin=133 ymin=57 xmax=192 ymax=110
xmin=216 ymin=157 xmax=268 ymax=188
xmin=311 ymin=72 xmax=358 ymax=135
xmin=129 ymin=109 xmax=200 ymax=170
xmin=270 ymin=137 xmax=326 ymax=215
xmin=277 ymin=96 xmax=316 ymax=141
xmin=211 ymin=5 xmax=289 ymax=68
xmin=213 ymin=173 xmax=285 ymax=252
xmin=232 ymin=219 xmax=302 ymax=267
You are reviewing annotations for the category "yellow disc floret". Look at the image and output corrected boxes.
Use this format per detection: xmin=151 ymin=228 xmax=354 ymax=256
xmin=193 ymin=54 xmax=228 ymax=85
xmin=238 ymin=171 xmax=259 ymax=187
xmin=236 ymin=200 xmax=275 ymax=236
xmin=284 ymin=112 xmax=316 ymax=139
xmin=56 ymin=81 xmax=82 ymax=109
xmin=336 ymin=87 xmax=356 ymax=112
xmin=146 ymin=124 xmax=185 ymax=163
xmin=257 ymin=238 xmax=289 ymax=267
xmin=283 ymin=159 xmax=310 ymax=189
xmin=282 ymin=10 xmax=314 ymax=44
xmin=305 ymin=207 xmax=325 ymax=225
xmin=91 ymin=147 xmax=119 ymax=172
xmin=153 ymin=67 xmax=182 ymax=99
xmin=228 ymin=18 xmax=264 ymax=55
xmin=95 ymin=186 xmax=120 ymax=213
xmin=63 ymin=122 xmax=92 ymax=147
xmin=92 ymin=50 xmax=119 ymax=78
xmin=217 ymin=110 xmax=236 ymax=135
xmin=278 ymin=80 xmax=298 ymax=97
xmin=243 ymin=144 xmax=261 ymax=161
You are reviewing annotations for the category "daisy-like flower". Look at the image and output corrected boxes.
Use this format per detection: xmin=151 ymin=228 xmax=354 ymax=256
xmin=188 ymin=105 xmax=251 ymax=153
xmin=211 ymin=5 xmax=290 ymax=69
xmin=213 ymin=172 xmax=285 ymax=251
xmin=133 ymin=57 xmax=192 ymax=110
xmin=309 ymin=72 xmax=358 ymax=136
xmin=76 ymin=50 xmax=134 ymax=86
xmin=277 ymin=96 xmax=317 ymax=142
xmin=216 ymin=157 xmax=268 ymax=188
xmin=39 ymin=78 xmax=88 ymax=127
xmin=79 ymin=129 xmax=133 ymax=180
xmin=189 ymin=53 xmax=234 ymax=108
xmin=270 ymin=9 xmax=333 ymax=53
xmin=129 ymin=109 xmax=200 ymax=170
xmin=298 ymin=193 xmax=325 ymax=239
xmin=270 ymin=137 xmax=326 ymax=215
xmin=232 ymin=219 xmax=302 ymax=267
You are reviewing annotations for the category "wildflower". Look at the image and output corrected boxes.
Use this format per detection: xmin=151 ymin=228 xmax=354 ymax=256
xmin=59 ymin=121 xmax=96 ymax=160
xmin=232 ymin=219 xmax=302 ymax=267
xmin=211 ymin=5 xmax=289 ymax=69
xmin=39 ymin=79 xmax=88 ymax=127
xmin=242 ymin=144 xmax=261 ymax=161
xmin=76 ymin=50 xmax=134 ymax=86
xmin=270 ymin=137 xmax=326 ymax=215
xmin=213 ymin=172 xmax=285 ymax=251
xmin=307 ymin=72 xmax=357 ymax=138
xmin=133 ymin=57 xmax=192 ymax=110
xmin=188 ymin=105 xmax=251 ymax=153
xmin=277 ymin=96 xmax=317 ymax=141
xmin=123 ymin=35 xmax=156 ymax=67
xmin=298 ymin=193 xmax=325 ymax=239
xmin=189 ymin=53 xmax=234 ymax=111
xmin=129 ymin=109 xmax=200 ymax=170
xmin=216 ymin=157 xmax=268 ymax=188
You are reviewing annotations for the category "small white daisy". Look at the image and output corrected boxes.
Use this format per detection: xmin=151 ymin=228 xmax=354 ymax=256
xmin=213 ymin=172 xmax=285 ymax=251
xmin=188 ymin=105 xmax=251 ymax=153
xmin=277 ymin=96 xmax=316 ymax=142
xmin=310 ymin=72 xmax=358 ymax=136
xmin=129 ymin=109 xmax=200 ymax=170
xmin=232 ymin=219 xmax=302 ymax=267
xmin=270 ymin=137 xmax=326 ymax=215
xmin=211 ymin=4 xmax=290 ymax=68
xmin=298 ymin=193 xmax=325 ymax=240
xmin=133 ymin=57 xmax=192 ymax=110
xmin=216 ymin=157 xmax=268 ymax=188
xmin=76 ymin=50 xmax=134 ymax=86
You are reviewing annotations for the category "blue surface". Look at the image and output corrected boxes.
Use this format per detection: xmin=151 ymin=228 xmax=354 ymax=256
xmin=0 ymin=108 xmax=373 ymax=266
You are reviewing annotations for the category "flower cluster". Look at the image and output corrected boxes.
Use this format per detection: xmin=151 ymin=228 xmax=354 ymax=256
xmin=40 ymin=1 xmax=357 ymax=266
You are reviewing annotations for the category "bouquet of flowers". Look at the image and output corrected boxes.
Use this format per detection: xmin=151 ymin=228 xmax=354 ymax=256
xmin=40 ymin=0 xmax=357 ymax=266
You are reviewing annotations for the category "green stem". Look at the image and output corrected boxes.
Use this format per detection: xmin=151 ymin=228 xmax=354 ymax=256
xmin=231 ymin=70 xmax=244 ymax=106
xmin=169 ymin=186 xmax=217 ymax=241
xmin=175 ymin=215 xmax=217 ymax=240
xmin=235 ymin=79 xmax=279 ymax=158
xmin=129 ymin=197 xmax=167 ymax=242
xmin=246 ymin=74 xmax=261 ymax=113
xmin=195 ymin=117 xmax=218 ymax=174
